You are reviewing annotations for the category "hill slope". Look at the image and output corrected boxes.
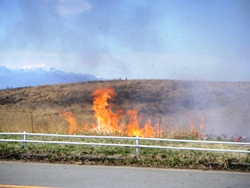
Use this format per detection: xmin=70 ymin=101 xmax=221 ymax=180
xmin=0 ymin=79 xmax=249 ymax=136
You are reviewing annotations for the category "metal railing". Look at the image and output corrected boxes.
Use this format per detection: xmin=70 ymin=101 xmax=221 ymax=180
xmin=0 ymin=131 xmax=250 ymax=154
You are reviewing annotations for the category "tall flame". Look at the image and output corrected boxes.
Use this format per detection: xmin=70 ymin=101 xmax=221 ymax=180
xmin=143 ymin=119 xmax=156 ymax=138
xmin=61 ymin=111 xmax=77 ymax=134
xmin=126 ymin=110 xmax=143 ymax=137
xmin=61 ymin=87 xmax=162 ymax=137
xmin=92 ymin=87 xmax=161 ymax=137
xmin=92 ymin=87 xmax=123 ymax=135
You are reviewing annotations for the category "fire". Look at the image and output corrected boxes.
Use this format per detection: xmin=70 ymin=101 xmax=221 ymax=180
xmin=61 ymin=87 xmax=162 ymax=137
xmin=92 ymin=88 xmax=161 ymax=137
xmin=144 ymin=119 xmax=157 ymax=138
xmin=126 ymin=110 xmax=143 ymax=137
xmin=83 ymin=123 xmax=91 ymax=133
xmin=61 ymin=111 xmax=77 ymax=134
xmin=186 ymin=113 xmax=204 ymax=139
xmin=234 ymin=136 xmax=247 ymax=142
xmin=92 ymin=87 xmax=123 ymax=135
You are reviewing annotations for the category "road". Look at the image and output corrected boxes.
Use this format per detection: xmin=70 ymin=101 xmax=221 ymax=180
xmin=0 ymin=161 xmax=249 ymax=188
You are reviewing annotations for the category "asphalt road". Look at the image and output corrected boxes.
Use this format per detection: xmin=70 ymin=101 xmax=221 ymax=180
xmin=0 ymin=161 xmax=249 ymax=188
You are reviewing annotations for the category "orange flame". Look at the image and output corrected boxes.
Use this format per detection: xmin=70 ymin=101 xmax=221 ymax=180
xmin=186 ymin=113 xmax=204 ymax=139
xmin=61 ymin=87 xmax=162 ymax=137
xmin=234 ymin=136 xmax=247 ymax=142
xmin=92 ymin=87 xmax=123 ymax=135
xmin=61 ymin=111 xmax=77 ymax=134
xmin=143 ymin=119 xmax=156 ymax=138
xmin=91 ymin=87 xmax=161 ymax=137
xmin=126 ymin=110 xmax=143 ymax=137
xmin=83 ymin=123 xmax=91 ymax=133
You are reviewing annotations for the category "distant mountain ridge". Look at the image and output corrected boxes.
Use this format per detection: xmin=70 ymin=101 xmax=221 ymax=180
xmin=0 ymin=66 xmax=103 ymax=89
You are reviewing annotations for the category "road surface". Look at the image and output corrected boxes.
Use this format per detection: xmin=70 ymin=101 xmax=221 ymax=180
xmin=0 ymin=161 xmax=249 ymax=188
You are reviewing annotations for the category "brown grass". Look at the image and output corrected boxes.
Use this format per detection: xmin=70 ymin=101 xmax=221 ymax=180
xmin=0 ymin=79 xmax=249 ymax=137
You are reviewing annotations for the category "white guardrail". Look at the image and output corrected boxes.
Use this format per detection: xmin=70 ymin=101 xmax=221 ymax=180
xmin=0 ymin=131 xmax=250 ymax=154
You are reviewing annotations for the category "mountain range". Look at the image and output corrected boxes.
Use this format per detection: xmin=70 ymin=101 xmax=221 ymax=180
xmin=0 ymin=66 xmax=103 ymax=90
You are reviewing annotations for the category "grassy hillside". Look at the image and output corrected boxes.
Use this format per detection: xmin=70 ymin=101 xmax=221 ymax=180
xmin=0 ymin=79 xmax=249 ymax=137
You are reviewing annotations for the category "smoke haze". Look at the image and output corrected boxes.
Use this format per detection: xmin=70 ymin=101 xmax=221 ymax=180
xmin=0 ymin=0 xmax=249 ymax=81
xmin=0 ymin=1 xmax=249 ymax=137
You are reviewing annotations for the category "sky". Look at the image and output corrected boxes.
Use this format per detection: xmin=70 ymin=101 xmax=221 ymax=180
xmin=0 ymin=0 xmax=250 ymax=81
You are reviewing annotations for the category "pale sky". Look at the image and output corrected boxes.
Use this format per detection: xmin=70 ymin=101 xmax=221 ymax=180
xmin=0 ymin=0 xmax=249 ymax=81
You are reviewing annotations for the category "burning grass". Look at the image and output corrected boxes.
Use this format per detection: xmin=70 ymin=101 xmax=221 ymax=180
xmin=0 ymin=80 xmax=250 ymax=170
xmin=0 ymin=81 xmax=249 ymax=141
xmin=1 ymin=80 xmax=250 ymax=137
xmin=54 ymin=87 xmax=206 ymax=139
xmin=41 ymin=86 xmax=164 ymax=137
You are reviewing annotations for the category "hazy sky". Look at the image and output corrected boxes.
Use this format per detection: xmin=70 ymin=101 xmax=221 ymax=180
xmin=0 ymin=0 xmax=249 ymax=81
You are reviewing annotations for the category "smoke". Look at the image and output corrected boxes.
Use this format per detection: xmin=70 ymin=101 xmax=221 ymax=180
xmin=177 ymin=81 xmax=250 ymax=136
xmin=0 ymin=0 xmax=250 ymax=81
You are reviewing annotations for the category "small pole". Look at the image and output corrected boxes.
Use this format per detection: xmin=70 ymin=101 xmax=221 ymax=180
xmin=23 ymin=131 xmax=27 ymax=148
xmin=136 ymin=136 xmax=140 ymax=154
xmin=30 ymin=112 xmax=34 ymax=133
xmin=159 ymin=116 xmax=161 ymax=138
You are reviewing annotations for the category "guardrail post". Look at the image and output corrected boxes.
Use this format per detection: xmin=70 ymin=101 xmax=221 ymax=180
xmin=135 ymin=136 xmax=140 ymax=154
xmin=23 ymin=131 xmax=27 ymax=148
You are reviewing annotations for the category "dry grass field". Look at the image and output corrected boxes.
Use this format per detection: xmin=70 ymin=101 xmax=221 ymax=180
xmin=0 ymin=79 xmax=249 ymax=138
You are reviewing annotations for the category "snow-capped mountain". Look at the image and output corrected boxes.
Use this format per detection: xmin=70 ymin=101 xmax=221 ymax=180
xmin=0 ymin=66 xmax=103 ymax=89
xmin=20 ymin=64 xmax=52 ymax=71
xmin=0 ymin=66 xmax=11 ymax=74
